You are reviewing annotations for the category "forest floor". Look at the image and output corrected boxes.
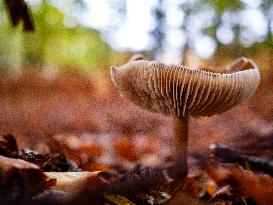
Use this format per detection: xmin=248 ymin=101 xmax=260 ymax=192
xmin=0 ymin=63 xmax=272 ymax=205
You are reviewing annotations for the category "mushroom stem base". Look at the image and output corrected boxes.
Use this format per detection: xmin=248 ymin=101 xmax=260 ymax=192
xmin=171 ymin=116 xmax=189 ymax=179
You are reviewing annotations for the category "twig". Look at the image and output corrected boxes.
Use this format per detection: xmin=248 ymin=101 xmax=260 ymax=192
xmin=211 ymin=143 xmax=273 ymax=177
xmin=4 ymin=0 xmax=35 ymax=31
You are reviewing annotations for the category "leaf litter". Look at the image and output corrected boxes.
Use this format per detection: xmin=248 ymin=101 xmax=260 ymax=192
xmin=0 ymin=69 xmax=272 ymax=205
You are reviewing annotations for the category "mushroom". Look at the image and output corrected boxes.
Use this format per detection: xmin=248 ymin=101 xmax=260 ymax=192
xmin=110 ymin=57 xmax=260 ymax=178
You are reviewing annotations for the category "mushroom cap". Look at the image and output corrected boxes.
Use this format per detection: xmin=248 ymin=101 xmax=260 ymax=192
xmin=111 ymin=57 xmax=260 ymax=119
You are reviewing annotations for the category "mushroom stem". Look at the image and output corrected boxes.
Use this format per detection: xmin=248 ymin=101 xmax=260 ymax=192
xmin=172 ymin=116 xmax=189 ymax=178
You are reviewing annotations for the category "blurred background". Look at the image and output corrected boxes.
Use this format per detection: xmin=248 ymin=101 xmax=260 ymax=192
xmin=1 ymin=0 xmax=272 ymax=71
xmin=0 ymin=0 xmax=272 ymax=167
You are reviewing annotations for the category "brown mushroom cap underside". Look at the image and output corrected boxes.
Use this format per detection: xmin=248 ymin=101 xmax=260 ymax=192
xmin=111 ymin=58 xmax=260 ymax=119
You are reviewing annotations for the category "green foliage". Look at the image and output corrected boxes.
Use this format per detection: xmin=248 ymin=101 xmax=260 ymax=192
xmin=150 ymin=0 xmax=273 ymax=60
xmin=0 ymin=1 xmax=115 ymax=71
xmin=104 ymin=194 xmax=136 ymax=205
xmin=0 ymin=0 xmax=272 ymax=68
xmin=205 ymin=0 xmax=243 ymax=13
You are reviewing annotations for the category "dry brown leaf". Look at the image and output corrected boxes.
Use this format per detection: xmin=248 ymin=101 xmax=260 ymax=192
xmin=182 ymin=176 xmax=207 ymax=198
xmin=45 ymin=171 xmax=110 ymax=194
xmin=0 ymin=134 xmax=19 ymax=158
xmin=81 ymin=160 xmax=111 ymax=172
xmin=0 ymin=155 xmax=54 ymax=196
xmin=206 ymin=163 xmax=273 ymax=205
xmin=53 ymin=134 xmax=103 ymax=164
xmin=166 ymin=191 xmax=206 ymax=205
xmin=206 ymin=179 xmax=217 ymax=196
xmin=115 ymin=139 xmax=138 ymax=162
xmin=32 ymin=189 xmax=74 ymax=205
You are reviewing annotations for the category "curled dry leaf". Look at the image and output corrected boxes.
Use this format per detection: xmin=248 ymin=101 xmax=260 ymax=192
xmin=0 ymin=155 xmax=54 ymax=196
xmin=44 ymin=171 xmax=110 ymax=194
xmin=206 ymin=163 xmax=273 ymax=205
xmin=0 ymin=134 xmax=19 ymax=158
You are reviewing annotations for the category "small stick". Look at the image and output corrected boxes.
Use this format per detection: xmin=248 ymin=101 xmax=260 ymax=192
xmin=211 ymin=143 xmax=273 ymax=177
xmin=4 ymin=0 xmax=35 ymax=31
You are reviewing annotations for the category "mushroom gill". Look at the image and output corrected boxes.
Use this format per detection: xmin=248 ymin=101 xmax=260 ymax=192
xmin=111 ymin=58 xmax=260 ymax=119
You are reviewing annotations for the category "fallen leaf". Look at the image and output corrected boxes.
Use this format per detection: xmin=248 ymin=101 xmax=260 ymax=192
xmin=0 ymin=155 xmax=54 ymax=198
xmin=209 ymin=185 xmax=235 ymax=202
xmin=115 ymin=139 xmax=138 ymax=162
xmin=0 ymin=134 xmax=19 ymax=158
xmin=206 ymin=162 xmax=273 ymax=205
xmin=32 ymin=189 xmax=74 ymax=205
xmin=53 ymin=134 xmax=103 ymax=164
xmin=81 ymin=160 xmax=111 ymax=172
xmin=166 ymin=191 xmax=205 ymax=205
xmin=206 ymin=179 xmax=217 ymax=196
xmin=45 ymin=171 xmax=109 ymax=194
